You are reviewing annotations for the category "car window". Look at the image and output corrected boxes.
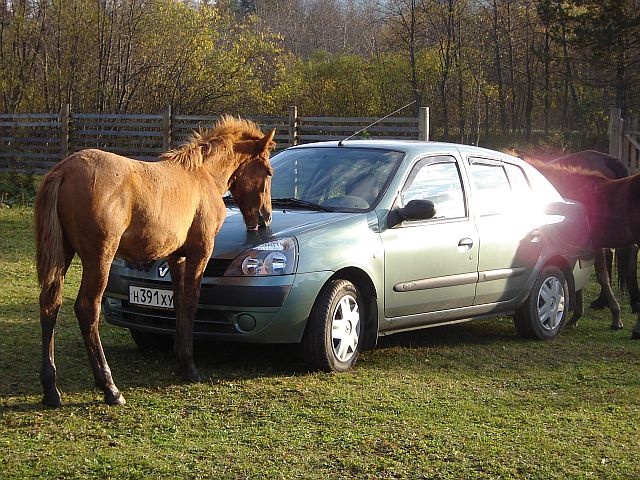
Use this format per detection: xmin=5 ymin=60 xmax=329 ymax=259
xmin=401 ymin=156 xmax=466 ymax=220
xmin=270 ymin=147 xmax=404 ymax=210
xmin=469 ymin=159 xmax=532 ymax=216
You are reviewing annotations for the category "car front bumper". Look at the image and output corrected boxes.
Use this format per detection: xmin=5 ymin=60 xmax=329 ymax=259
xmin=102 ymin=269 xmax=332 ymax=344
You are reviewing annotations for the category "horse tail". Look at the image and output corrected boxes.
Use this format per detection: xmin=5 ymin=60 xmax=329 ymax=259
xmin=34 ymin=172 xmax=67 ymax=293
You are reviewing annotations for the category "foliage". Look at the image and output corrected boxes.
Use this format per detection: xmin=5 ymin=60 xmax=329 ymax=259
xmin=2 ymin=207 xmax=640 ymax=478
xmin=0 ymin=0 xmax=638 ymax=144
xmin=0 ymin=172 xmax=40 ymax=207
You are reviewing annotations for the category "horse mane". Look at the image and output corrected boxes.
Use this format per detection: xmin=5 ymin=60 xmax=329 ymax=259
xmin=160 ymin=115 xmax=265 ymax=170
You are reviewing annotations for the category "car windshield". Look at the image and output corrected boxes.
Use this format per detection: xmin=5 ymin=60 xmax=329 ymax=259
xmin=269 ymin=147 xmax=404 ymax=211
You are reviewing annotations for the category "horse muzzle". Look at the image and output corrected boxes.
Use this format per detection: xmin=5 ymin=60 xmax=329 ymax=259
xmin=259 ymin=212 xmax=272 ymax=227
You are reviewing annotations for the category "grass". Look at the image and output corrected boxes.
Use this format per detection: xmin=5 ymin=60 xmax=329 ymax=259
xmin=1 ymin=206 xmax=640 ymax=479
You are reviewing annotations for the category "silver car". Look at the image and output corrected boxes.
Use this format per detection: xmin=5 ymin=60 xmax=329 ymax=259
xmin=103 ymin=140 xmax=594 ymax=372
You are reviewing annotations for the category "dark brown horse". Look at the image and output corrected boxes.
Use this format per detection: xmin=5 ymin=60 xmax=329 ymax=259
xmin=508 ymin=148 xmax=634 ymax=330
xmin=550 ymin=150 xmax=638 ymax=315
xmin=34 ymin=116 xmax=275 ymax=407
xmin=525 ymin=157 xmax=640 ymax=337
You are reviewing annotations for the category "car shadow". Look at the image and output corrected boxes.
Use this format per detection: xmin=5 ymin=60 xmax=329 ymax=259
xmin=374 ymin=317 xmax=519 ymax=350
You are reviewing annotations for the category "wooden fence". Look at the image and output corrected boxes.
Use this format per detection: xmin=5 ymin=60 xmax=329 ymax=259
xmin=609 ymin=107 xmax=640 ymax=173
xmin=0 ymin=105 xmax=430 ymax=173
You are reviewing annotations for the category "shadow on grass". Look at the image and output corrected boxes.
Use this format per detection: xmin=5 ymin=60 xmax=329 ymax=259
xmin=375 ymin=316 xmax=520 ymax=350
xmin=4 ymin=309 xmax=637 ymax=411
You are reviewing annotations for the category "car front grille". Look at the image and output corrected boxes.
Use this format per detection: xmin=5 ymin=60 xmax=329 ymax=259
xmin=203 ymin=259 xmax=233 ymax=277
xmin=119 ymin=301 xmax=236 ymax=335
xmin=125 ymin=258 xmax=234 ymax=278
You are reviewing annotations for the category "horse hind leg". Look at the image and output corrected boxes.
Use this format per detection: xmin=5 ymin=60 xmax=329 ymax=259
xmin=566 ymin=289 xmax=584 ymax=328
xmin=632 ymin=318 xmax=640 ymax=339
xmin=590 ymin=248 xmax=613 ymax=309
xmin=627 ymin=244 xmax=639 ymax=313
xmin=594 ymin=249 xmax=623 ymax=330
xmin=75 ymin=252 xmax=125 ymax=405
xmin=39 ymin=246 xmax=75 ymax=407
xmin=40 ymin=280 xmax=65 ymax=406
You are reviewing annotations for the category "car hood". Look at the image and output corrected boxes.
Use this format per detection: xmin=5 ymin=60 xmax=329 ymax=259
xmin=213 ymin=207 xmax=356 ymax=259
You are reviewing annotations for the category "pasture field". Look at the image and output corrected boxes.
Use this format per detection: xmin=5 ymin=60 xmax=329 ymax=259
xmin=1 ymin=206 xmax=640 ymax=479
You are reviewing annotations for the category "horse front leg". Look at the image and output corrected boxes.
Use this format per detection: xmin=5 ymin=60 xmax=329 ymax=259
xmin=594 ymin=249 xmax=622 ymax=330
xmin=168 ymin=256 xmax=203 ymax=382
xmin=75 ymin=256 xmax=125 ymax=406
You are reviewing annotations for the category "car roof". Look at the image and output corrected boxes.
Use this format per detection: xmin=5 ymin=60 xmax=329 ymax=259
xmin=285 ymin=140 xmax=521 ymax=164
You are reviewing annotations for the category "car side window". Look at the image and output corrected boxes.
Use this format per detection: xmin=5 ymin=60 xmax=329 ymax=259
xmin=401 ymin=156 xmax=466 ymax=220
xmin=469 ymin=159 xmax=531 ymax=216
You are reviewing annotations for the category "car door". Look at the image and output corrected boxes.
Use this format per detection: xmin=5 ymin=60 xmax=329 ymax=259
xmin=382 ymin=155 xmax=479 ymax=323
xmin=468 ymin=157 xmax=545 ymax=305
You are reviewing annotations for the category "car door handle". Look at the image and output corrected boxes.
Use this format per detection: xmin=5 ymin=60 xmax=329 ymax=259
xmin=527 ymin=229 xmax=543 ymax=243
xmin=458 ymin=238 xmax=474 ymax=250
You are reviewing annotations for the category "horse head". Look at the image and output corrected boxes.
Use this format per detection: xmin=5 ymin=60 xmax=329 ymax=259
xmin=229 ymin=128 xmax=276 ymax=230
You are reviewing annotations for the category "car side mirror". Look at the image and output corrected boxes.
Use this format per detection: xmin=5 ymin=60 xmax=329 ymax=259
xmin=387 ymin=199 xmax=436 ymax=228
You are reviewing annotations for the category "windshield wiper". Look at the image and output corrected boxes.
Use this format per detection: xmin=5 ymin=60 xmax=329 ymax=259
xmin=271 ymin=197 xmax=334 ymax=212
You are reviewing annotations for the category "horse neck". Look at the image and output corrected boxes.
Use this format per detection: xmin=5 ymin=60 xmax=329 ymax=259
xmin=203 ymin=153 xmax=247 ymax=191
xmin=533 ymin=161 xmax=607 ymax=201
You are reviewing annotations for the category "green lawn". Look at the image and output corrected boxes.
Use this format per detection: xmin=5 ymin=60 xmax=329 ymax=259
xmin=1 ymin=206 xmax=639 ymax=479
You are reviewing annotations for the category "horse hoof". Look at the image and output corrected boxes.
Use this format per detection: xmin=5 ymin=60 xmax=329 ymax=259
xmin=105 ymin=392 xmax=126 ymax=406
xmin=632 ymin=330 xmax=640 ymax=340
xmin=611 ymin=324 xmax=624 ymax=331
xmin=42 ymin=390 xmax=62 ymax=408
xmin=181 ymin=368 xmax=201 ymax=383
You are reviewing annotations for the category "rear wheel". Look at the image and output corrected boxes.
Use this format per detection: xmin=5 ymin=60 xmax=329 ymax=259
xmin=514 ymin=265 xmax=568 ymax=340
xmin=301 ymin=279 xmax=363 ymax=372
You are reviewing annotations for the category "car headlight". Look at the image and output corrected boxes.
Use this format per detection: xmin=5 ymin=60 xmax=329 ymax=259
xmin=225 ymin=237 xmax=298 ymax=276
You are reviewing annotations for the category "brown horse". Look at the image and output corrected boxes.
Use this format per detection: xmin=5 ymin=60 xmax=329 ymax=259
xmin=524 ymin=157 xmax=640 ymax=335
xmin=34 ymin=115 xmax=275 ymax=407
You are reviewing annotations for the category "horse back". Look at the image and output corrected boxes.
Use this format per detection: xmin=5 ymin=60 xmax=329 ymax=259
xmin=52 ymin=149 xmax=221 ymax=261
xmin=553 ymin=150 xmax=629 ymax=179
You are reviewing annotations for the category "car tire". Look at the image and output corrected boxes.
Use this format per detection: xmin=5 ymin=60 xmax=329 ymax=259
xmin=301 ymin=279 xmax=363 ymax=372
xmin=129 ymin=329 xmax=173 ymax=350
xmin=514 ymin=265 xmax=568 ymax=340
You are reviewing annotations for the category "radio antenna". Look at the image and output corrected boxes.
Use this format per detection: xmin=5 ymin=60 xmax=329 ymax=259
xmin=338 ymin=100 xmax=417 ymax=146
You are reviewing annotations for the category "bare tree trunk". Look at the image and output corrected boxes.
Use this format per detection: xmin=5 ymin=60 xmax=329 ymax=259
xmin=492 ymin=0 xmax=506 ymax=134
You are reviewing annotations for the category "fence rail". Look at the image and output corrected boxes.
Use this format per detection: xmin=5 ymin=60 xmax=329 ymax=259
xmin=0 ymin=105 xmax=430 ymax=173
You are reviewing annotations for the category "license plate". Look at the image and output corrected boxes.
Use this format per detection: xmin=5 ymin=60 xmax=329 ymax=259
xmin=129 ymin=286 xmax=174 ymax=309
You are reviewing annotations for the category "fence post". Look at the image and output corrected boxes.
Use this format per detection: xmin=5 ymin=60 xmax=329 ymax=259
xmin=288 ymin=106 xmax=298 ymax=146
xmin=60 ymin=103 xmax=70 ymax=159
xmin=631 ymin=114 xmax=639 ymax=173
xmin=609 ymin=107 xmax=622 ymax=159
xmin=418 ymin=106 xmax=429 ymax=141
xmin=162 ymin=104 xmax=172 ymax=150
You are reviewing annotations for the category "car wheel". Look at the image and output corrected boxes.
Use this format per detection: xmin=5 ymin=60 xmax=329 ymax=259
xmin=129 ymin=329 xmax=173 ymax=350
xmin=301 ymin=279 xmax=363 ymax=372
xmin=514 ymin=265 xmax=568 ymax=340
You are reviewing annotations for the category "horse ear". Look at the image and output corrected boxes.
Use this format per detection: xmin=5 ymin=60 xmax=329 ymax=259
xmin=258 ymin=129 xmax=276 ymax=153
